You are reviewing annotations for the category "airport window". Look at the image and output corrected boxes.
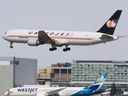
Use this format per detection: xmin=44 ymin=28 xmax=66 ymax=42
xmin=54 ymin=69 xmax=59 ymax=73
xmin=61 ymin=69 xmax=67 ymax=73
xmin=68 ymin=69 xmax=71 ymax=73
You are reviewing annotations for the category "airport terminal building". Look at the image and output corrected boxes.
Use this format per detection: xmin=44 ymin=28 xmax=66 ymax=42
xmin=38 ymin=60 xmax=128 ymax=90
xmin=71 ymin=60 xmax=128 ymax=90
xmin=51 ymin=63 xmax=71 ymax=86
xmin=0 ymin=57 xmax=37 ymax=94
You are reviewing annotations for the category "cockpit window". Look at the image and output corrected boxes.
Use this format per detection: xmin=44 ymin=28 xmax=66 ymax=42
xmin=4 ymin=32 xmax=7 ymax=34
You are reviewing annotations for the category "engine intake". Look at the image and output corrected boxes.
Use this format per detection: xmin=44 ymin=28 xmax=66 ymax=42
xmin=27 ymin=38 xmax=39 ymax=46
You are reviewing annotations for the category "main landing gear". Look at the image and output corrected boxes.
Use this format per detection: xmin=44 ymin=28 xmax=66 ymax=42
xmin=49 ymin=45 xmax=71 ymax=52
xmin=49 ymin=45 xmax=57 ymax=51
xmin=63 ymin=46 xmax=71 ymax=52
xmin=10 ymin=42 xmax=13 ymax=48
xmin=49 ymin=47 xmax=57 ymax=51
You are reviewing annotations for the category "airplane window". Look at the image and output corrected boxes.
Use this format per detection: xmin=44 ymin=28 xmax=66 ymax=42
xmin=55 ymin=33 xmax=59 ymax=36
xmin=66 ymin=33 xmax=69 ymax=36
xmin=34 ymin=32 xmax=38 ymax=34
xmin=28 ymin=32 xmax=32 ymax=34
xmin=60 ymin=33 xmax=64 ymax=36
xmin=50 ymin=32 xmax=54 ymax=35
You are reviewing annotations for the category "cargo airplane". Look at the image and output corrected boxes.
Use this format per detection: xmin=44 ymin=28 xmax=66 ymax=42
xmin=3 ymin=72 xmax=107 ymax=96
xmin=3 ymin=10 xmax=122 ymax=51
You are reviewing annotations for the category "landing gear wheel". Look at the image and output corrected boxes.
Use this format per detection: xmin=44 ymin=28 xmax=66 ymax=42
xmin=49 ymin=47 xmax=57 ymax=51
xmin=10 ymin=46 xmax=13 ymax=48
xmin=63 ymin=47 xmax=71 ymax=52
xmin=10 ymin=42 xmax=13 ymax=48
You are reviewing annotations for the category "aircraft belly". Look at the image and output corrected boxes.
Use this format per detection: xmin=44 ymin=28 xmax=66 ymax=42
xmin=67 ymin=39 xmax=101 ymax=45
xmin=5 ymin=36 xmax=28 ymax=43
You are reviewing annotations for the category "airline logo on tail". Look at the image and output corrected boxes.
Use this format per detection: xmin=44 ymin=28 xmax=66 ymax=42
xmin=71 ymin=72 xmax=108 ymax=96
xmin=106 ymin=20 xmax=117 ymax=28
xmin=99 ymin=72 xmax=107 ymax=82
xmin=88 ymin=72 xmax=107 ymax=94
xmin=97 ymin=10 xmax=122 ymax=35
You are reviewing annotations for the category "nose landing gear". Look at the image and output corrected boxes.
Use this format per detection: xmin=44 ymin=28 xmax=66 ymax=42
xmin=10 ymin=42 xmax=13 ymax=48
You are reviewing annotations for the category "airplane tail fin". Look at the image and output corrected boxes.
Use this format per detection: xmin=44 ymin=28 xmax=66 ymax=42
xmin=99 ymin=72 xmax=107 ymax=82
xmin=95 ymin=72 xmax=107 ymax=83
xmin=85 ymin=72 xmax=107 ymax=92
xmin=97 ymin=10 xmax=122 ymax=35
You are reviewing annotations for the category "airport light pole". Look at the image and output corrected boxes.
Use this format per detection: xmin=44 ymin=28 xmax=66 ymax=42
xmin=13 ymin=56 xmax=16 ymax=87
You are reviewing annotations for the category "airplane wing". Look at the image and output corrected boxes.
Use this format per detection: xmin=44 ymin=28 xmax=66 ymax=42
xmin=38 ymin=30 xmax=55 ymax=44
xmin=46 ymin=88 xmax=65 ymax=96
xmin=38 ymin=31 xmax=68 ymax=46
xmin=36 ymin=88 xmax=65 ymax=96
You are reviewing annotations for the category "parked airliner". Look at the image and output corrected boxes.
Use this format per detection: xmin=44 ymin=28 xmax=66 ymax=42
xmin=3 ymin=10 xmax=122 ymax=51
xmin=3 ymin=72 xmax=107 ymax=96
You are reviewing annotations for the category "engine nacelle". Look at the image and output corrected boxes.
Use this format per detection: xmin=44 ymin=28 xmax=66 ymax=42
xmin=27 ymin=38 xmax=39 ymax=46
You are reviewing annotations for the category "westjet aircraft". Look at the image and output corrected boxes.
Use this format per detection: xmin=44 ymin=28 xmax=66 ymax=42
xmin=3 ymin=73 xmax=107 ymax=96
xmin=3 ymin=10 xmax=122 ymax=51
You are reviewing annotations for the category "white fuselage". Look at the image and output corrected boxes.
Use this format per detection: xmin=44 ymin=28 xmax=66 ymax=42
xmin=3 ymin=83 xmax=105 ymax=96
xmin=4 ymin=86 xmax=84 ymax=96
xmin=3 ymin=29 xmax=117 ymax=47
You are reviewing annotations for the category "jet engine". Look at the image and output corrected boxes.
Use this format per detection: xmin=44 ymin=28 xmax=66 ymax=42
xmin=27 ymin=38 xmax=39 ymax=46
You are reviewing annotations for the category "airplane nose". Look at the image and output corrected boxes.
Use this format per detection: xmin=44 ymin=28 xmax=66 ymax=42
xmin=2 ymin=89 xmax=10 ymax=96
xmin=4 ymin=32 xmax=7 ymax=34
xmin=2 ymin=35 xmax=7 ymax=40
xmin=2 ymin=32 xmax=8 ymax=40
